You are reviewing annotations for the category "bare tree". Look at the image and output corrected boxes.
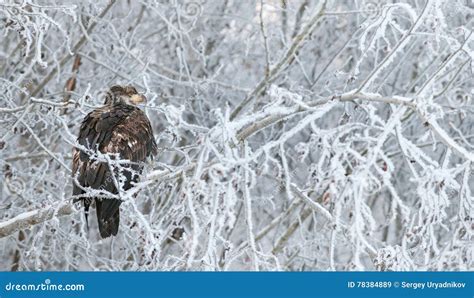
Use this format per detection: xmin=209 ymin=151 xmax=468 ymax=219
xmin=0 ymin=0 xmax=472 ymax=271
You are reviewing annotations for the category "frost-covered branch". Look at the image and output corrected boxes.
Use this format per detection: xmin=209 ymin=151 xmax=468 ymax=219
xmin=230 ymin=0 xmax=327 ymax=120
xmin=0 ymin=202 xmax=73 ymax=239
xmin=1 ymin=0 xmax=472 ymax=271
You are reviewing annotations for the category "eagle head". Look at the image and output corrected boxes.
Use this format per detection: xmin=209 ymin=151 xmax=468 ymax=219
xmin=105 ymin=85 xmax=146 ymax=106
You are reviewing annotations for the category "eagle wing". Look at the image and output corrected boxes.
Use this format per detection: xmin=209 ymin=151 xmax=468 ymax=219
xmin=103 ymin=108 xmax=157 ymax=164
xmin=73 ymin=105 xmax=156 ymax=194
xmin=72 ymin=105 xmax=156 ymax=237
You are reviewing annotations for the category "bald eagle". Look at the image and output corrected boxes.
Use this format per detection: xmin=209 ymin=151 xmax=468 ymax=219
xmin=72 ymin=85 xmax=157 ymax=238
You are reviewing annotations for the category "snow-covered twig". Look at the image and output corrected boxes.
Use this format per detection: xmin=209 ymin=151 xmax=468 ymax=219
xmin=0 ymin=202 xmax=74 ymax=239
xmin=230 ymin=0 xmax=327 ymax=120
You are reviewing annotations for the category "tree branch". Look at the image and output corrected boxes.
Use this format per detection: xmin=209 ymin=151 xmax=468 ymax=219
xmin=27 ymin=0 xmax=117 ymax=99
xmin=0 ymin=202 xmax=74 ymax=239
xmin=230 ymin=0 xmax=327 ymax=120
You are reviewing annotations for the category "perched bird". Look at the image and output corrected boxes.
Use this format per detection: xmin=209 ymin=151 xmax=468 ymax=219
xmin=72 ymin=85 xmax=157 ymax=238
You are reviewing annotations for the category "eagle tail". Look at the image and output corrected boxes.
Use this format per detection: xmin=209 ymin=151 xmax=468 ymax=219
xmin=96 ymin=198 xmax=121 ymax=238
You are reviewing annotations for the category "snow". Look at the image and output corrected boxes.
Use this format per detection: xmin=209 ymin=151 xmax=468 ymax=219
xmin=0 ymin=0 xmax=472 ymax=271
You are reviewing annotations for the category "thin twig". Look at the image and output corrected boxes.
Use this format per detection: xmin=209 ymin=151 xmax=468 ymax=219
xmin=27 ymin=0 xmax=117 ymax=99
xmin=230 ymin=0 xmax=327 ymax=120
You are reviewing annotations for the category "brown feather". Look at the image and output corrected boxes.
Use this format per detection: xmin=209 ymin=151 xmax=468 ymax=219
xmin=72 ymin=100 xmax=156 ymax=238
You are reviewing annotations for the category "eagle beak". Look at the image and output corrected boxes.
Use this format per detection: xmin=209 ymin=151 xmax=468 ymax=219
xmin=130 ymin=94 xmax=147 ymax=104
